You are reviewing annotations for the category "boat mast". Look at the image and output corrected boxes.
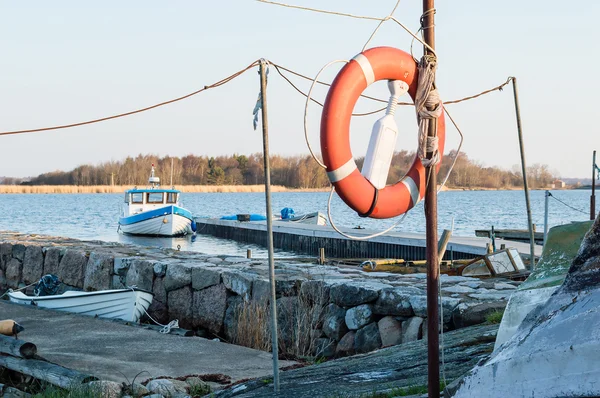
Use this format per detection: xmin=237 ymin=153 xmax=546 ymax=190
xmin=149 ymin=163 xmax=160 ymax=189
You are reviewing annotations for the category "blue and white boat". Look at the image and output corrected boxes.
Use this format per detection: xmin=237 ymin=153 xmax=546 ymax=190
xmin=118 ymin=165 xmax=197 ymax=236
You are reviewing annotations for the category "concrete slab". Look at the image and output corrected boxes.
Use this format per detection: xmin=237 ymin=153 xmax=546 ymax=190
xmin=0 ymin=301 xmax=294 ymax=383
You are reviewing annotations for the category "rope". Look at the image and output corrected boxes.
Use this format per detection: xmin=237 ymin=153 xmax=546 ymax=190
xmin=361 ymin=0 xmax=402 ymax=51
xmin=0 ymin=281 xmax=38 ymax=300
xmin=415 ymin=54 xmax=442 ymax=167
xmin=0 ymin=61 xmax=260 ymax=137
xmin=142 ymin=307 xmax=180 ymax=334
xmin=548 ymin=192 xmax=588 ymax=215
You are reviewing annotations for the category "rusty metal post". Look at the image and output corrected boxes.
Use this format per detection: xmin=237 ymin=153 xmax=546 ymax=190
xmin=259 ymin=59 xmax=280 ymax=392
xmin=511 ymin=77 xmax=536 ymax=269
xmin=592 ymin=150 xmax=596 ymax=220
xmin=422 ymin=1 xmax=440 ymax=397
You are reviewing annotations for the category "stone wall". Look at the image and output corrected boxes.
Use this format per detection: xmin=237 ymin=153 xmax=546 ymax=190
xmin=0 ymin=233 xmax=517 ymax=358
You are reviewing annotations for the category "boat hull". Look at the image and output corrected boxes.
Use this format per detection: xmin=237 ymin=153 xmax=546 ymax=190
xmin=119 ymin=205 xmax=193 ymax=236
xmin=8 ymin=289 xmax=153 ymax=323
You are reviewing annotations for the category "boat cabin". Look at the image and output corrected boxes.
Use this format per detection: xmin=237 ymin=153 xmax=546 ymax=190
xmin=123 ymin=189 xmax=181 ymax=216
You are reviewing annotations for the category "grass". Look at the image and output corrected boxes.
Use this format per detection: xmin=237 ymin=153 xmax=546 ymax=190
xmin=485 ymin=310 xmax=505 ymax=324
xmin=31 ymin=383 xmax=105 ymax=398
xmin=0 ymin=184 xmax=328 ymax=194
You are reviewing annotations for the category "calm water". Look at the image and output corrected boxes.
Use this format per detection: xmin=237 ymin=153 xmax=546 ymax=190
xmin=0 ymin=190 xmax=593 ymax=257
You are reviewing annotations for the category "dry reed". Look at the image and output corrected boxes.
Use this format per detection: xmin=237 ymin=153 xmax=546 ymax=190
xmin=0 ymin=185 xmax=328 ymax=194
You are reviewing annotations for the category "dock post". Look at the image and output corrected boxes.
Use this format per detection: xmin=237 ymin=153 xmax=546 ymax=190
xmin=247 ymin=249 xmax=252 ymax=259
xmin=319 ymin=248 xmax=325 ymax=265
xmin=258 ymin=59 xmax=279 ymax=392
xmin=511 ymin=77 xmax=536 ymax=269
xmin=592 ymin=150 xmax=596 ymax=220
xmin=544 ymin=190 xmax=550 ymax=245
xmin=422 ymin=1 xmax=440 ymax=397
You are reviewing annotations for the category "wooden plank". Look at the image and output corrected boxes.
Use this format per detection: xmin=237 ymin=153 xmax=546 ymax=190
xmin=0 ymin=355 xmax=97 ymax=389
xmin=0 ymin=335 xmax=37 ymax=359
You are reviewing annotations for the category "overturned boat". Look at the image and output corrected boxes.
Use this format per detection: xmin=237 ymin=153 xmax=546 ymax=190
xmin=7 ymin=275 xmax=153 ymax=323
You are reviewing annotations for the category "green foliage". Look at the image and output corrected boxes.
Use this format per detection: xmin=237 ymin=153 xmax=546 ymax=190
xmin=32 ymin=383 xmax=105 ymax=398
xmin=486 ymin=310 xmax=505 ymax=324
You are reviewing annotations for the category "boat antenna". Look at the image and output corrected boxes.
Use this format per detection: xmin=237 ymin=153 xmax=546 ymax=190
xmin=149 ymin=163 xmax=160 ymax=189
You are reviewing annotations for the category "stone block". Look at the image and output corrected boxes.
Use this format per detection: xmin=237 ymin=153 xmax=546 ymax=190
xmin=277 ymin=296 xmax=299 ymax=351
xmin=126 ymin=259 xmax=154 ymax=291
xmin=164 ymin=263 xmax=192 ymax=292
xmin=299 ymin=280 xmax=330 ymax=306
xmin=345 ymin=304 xmax=374 ymax=330
xmin=335 ymin=331 xmax=356 ymax=357
xmin=153 ymin=262 xmax=167 ymax=277
xmin=43 ymin=247 xmax=63 ymax=276
xmin=167 ymin=286 xmax=193 ymax=329
xmin=146 ymin=299 xmax=169 ymax=325
xmin=22 ymin=246 xmax=44 ymax=285
xmin=409 ymin=295 xmax=428 ymax=318
xmin=222 ymin=271 xmax=253 ymax=299
xmin=251 ymin=278 xmax=270 ymax=303
xmin=402 ymin=317 xmax=423 ymax=343
xmin=0 ymin=242 xmax=12 ymax=270
xmin=11 ymin=244 xmax=26 ymax=261
xmin=452 ymin=301 xmax=507 ymax=329
xmin=86 ymin=380 xmax=122 ymax=398
xmin=354 ymin=322 xmax=382 ymax=353
xmin=5 ymin=258 xmax=22 ymax=288
xmin=0 ymin=268 xmax=6 ymax=290
xmin=83 ymin=252 xmax=113 ymax=291
xmin=192 ymin=266 xmax=221 ymax=291
xmin=113 ymin=258 xmax=133 ymax=277
xmin=193 ymin=284 xmax=229 ymax=334
xmin=146 ymin=379 xmax=188 ymax=396
xmin=313 ymin=337 xmax=337 ymax=358
xmin=153 ymin=276 xmax=167 ymax=304
xmin=378 ymin=316 xmax=402 ymax=347
xmin=374 ymin=287 xmax=416 ymax=317
xmin=223 ymin=295 xmax=244 ymax=342
xmin=322 ymin=303 xmax=348 ymax=341
xmin=57 ymin=250 xmax=88 ymax=288
xmin=329 ymin=282 xmax=380 ymax=307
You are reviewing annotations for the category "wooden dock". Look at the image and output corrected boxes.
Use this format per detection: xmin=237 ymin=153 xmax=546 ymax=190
xmin=195 ymin=218 xmax=542 ymax=261
xmin=475 ymin=228 xmax=544 ymax=244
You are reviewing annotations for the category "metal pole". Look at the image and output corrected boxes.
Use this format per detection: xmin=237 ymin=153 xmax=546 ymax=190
xmin=544 ymin=190 xmax=549 ymax=245
xmin=422 ymin=2 xmax=439 ymax=397
xmin=511 ymin=77 xmax=536 ymax=269
xmin=592 ymin=150 xmax=596 ymax=220
xmin=259 ymin=59 xmax=279 ymax=392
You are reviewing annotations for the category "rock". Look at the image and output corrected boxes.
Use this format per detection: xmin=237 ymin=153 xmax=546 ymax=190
xmin=441 ymin=297 xmax=461 ymax=325
xmin=42 ymin=247 xmax=62 ymax=276
xmin=192 ymin=266 xmax=221 ymax=290
xmin=146 ymin=379 xmax=188 ymax=396
xmin=152 ymin=276 xmax=167 ymax=303
xmin=468 ymin=292 xmax=512 ymax=301
xmin=329 ymin=282 xmax=381 ymax=307
xmin=207 ymin=257 xmax=223 ymax=264
xmin=0 ymin=268 xmax=6 ymax=289
xmin=277 ymin=296 xmax=300 ymax=352
xmin=167 ymin=286 xmax=193 ymax=329
xmin=0 ymin=242 xmax=12 ymax=269
xmin=83 ymin=252 xmax=113 ymax=291
xmin=57 ymin=250 xmax=88 ymax=288
xmin=147 ymin=299 xmax=169 ymax=325
xmin=408 ymin=295 xmax=428 ymax=318
xmin=126 ymin=259 xmax=154 ymax=291
xmin=335 ymin=331 xmax=356 ymax=357
xmin=130 ymin=383 xmax=150 ymax=396
xmin=22 ymin=246 xmax=43 ymax=284
xmin=322 ymin=303 xmax=348 ymax=341
xmin=113 ymin=257 xmax=133 ymax=277
xmin=459 ymin=281 xmax=482 ymax=289
xmin=345 ymin=304 xmax=374 ymax=330
xmin=224 ymin=295 xmax=243 ymax=342
xmin=5 ymin=258 xmax=22 ymax=288
xmin=313 ymin=337 xmax=337 ymax=357
xmin=186 ymin=377 xmax=211 ymax=395
xmin=86 ymin=380 xmax=122 ymax=398
xmin=402 ymin=317 xmax=424 ymax=342
xmin=224 ymin=257 xmax=252 ymax=264
xmin=441 ymin=285 xmax=477 ymax=294
xmin=164 ymin=263 xmax=192 ymax=292
xmin=251 ymin=279 xmax=270 ymax=303
xmin=452 ymin=301 xmax=507 ymax=329
xmin=494 ymin=282 xmax=517 ymax=290
xmin=354 ymin=322 xmax=382 ymax=353
xmin=2 ymin=386 xmax=30 ymax=398
xmin=193 ymin=284 xmax=229 ymax=334
xmin=378 ymin=316 xmax=402 ymax=347
xmin=222 ymin=271 xmax=253 ymax=299
xmin=12 ymin=244 xmax=26 ymax=261
xmin=153 ymin=262 xmax=168 ymax=277
xmin=374 ymin=288 xmax=416 ymax=317
xmin=300 ymin=280 xmax=330 ymax=305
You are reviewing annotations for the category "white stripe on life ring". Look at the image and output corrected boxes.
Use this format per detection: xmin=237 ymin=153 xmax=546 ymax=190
xmin=352 ymin=54 xmax=375 ymax=86
xmin=401 ymin=176 xmax=420 ymax=206
xmin=327 ymin=158 xmax=358 ymax=183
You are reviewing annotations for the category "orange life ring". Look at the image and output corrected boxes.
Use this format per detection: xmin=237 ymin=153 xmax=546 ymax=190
xmin=320 ymin=46 xmax=446 ymax=219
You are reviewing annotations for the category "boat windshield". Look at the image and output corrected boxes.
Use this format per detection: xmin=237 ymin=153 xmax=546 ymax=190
xmin=147 ymin=192 xmax=164 ymax=204
xmin=166 ymin=192 xmax=178 ymax=204
xmin=131 ymin=193 xmax=143 ymax=204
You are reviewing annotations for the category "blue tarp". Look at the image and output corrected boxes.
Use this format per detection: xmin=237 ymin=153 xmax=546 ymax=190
xmin=220 ymin=214 xmax=267 ymax=221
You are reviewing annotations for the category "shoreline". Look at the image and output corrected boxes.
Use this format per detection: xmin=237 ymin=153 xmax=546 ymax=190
xmin=0 ymin=185 xmax=574 ymax=194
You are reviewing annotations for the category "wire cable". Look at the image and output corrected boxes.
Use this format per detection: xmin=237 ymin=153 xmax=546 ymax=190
xmin=548 ymin=192 xmax=588 ymax=215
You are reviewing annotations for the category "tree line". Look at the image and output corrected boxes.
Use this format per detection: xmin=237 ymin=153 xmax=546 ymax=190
xmin=5 ymin=151 xmax=558 ymax=189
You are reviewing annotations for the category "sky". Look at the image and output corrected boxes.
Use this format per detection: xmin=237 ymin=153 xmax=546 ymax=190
xmin=0 ymin=1 xmax=597 ymax=178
